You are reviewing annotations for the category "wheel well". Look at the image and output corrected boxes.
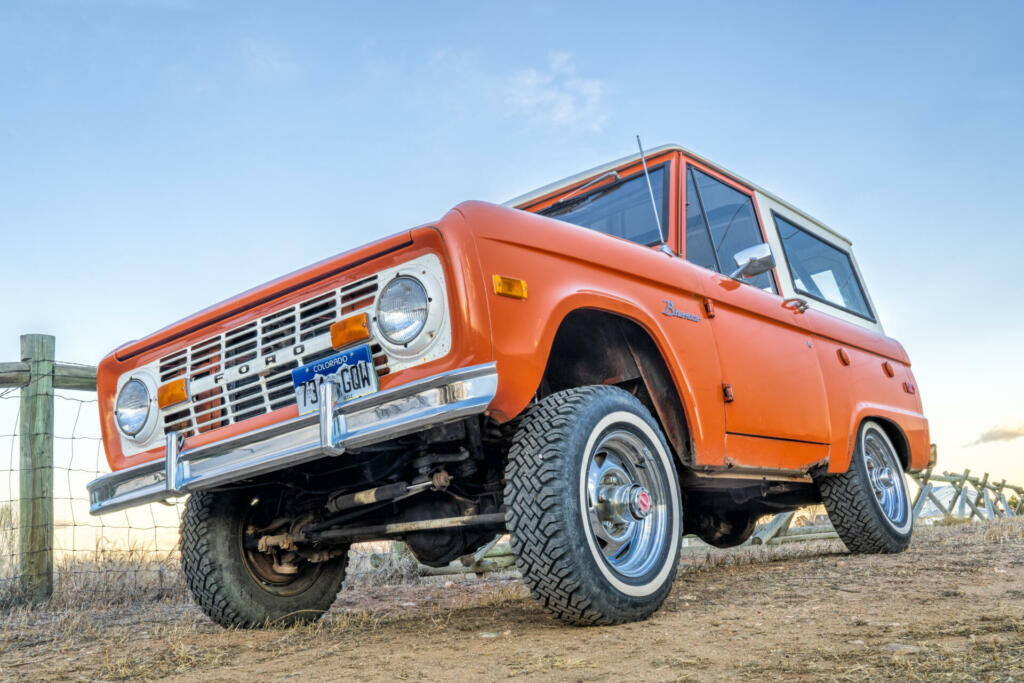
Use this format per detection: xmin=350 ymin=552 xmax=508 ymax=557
xmin=539 ymin=309 xmax=693 ymax=465
xmin=865 ymin=417 xmax=911 ymax=471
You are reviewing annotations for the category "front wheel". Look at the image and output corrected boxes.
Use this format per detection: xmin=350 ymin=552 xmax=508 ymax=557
xmin=504 ymin=386 xmax=682 ymax=625
xmin=180 ymin=489 xmax=349 ymax=628
xmin=816 ymin=420 xmax=913 ymax=554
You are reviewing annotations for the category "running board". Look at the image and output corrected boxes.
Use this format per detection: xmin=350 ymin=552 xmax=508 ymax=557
xmin=689 ymin=467 xmax=815 ymax=485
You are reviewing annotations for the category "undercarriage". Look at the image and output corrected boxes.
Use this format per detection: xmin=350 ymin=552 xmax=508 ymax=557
xmin=227 ymin=414 xmax=823 ymax=576
xmin=229 ymin=417 xmax=508 ymax=575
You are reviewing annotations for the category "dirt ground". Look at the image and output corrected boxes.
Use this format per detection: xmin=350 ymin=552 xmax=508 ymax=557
xmin=2 ymin=519 xmax=1023 ymax=682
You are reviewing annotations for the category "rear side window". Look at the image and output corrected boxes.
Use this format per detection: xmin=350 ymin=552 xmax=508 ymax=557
xmin=774 ymin=213 xmax=874 ymax=320
xmin=685 ymin=166 xmax=776 ymax=293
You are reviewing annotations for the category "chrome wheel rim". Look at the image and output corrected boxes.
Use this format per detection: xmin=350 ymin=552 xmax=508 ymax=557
xmin=863 ymin=427 xmax=909 ymax=527
xmin=584 ymin=428 xmax=671 ymax=579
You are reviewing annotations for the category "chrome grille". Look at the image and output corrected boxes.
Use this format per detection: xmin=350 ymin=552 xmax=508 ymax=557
xmin=159 ymin=276 xmax=389 ymax=438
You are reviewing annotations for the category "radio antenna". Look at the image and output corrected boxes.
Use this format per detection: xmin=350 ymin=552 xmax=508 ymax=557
xmin=636 ymin=135 xmax=672 ymax=256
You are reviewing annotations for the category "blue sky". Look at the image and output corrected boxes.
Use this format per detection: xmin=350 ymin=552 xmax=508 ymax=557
xmin=1 ymin=1 xmax=1022 ymax=482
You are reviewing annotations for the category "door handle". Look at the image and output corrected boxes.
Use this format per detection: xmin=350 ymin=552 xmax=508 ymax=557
xmin=782 ymin=297 xmax=809 ymax=314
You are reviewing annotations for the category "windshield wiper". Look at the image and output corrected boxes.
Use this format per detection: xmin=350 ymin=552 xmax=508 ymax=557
xmin=546 ymin=170 xmax=621 ymax=210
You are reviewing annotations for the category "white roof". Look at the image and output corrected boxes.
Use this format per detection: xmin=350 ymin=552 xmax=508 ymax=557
xmin=503 ymin=143 xmax=851 ymax=246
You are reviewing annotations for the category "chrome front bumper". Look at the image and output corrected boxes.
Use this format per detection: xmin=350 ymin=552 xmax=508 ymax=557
xmin=87 ymin=362 xmax=498 ymax=515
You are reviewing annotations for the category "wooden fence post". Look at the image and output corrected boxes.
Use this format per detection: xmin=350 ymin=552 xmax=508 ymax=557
xmin=973 ymin=472 xmax=990 ymax=520
xmin=18 ymin=334 xmax=54 ymax=603
xmin=910 ymin=469 xmax=933 ymax=520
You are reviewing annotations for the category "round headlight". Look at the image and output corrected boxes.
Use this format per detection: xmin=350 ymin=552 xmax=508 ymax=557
xmin=115 ymin=378 xmax=151 ymax=437
xmin=376 ymin=276 xmax=429 ymax=345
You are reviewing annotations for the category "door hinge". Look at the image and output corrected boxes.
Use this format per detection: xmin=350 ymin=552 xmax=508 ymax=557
xmin=704 ymin=298 xmax=716 ymax=318
xmin=722 ymin=383 xmax=734 ymax=403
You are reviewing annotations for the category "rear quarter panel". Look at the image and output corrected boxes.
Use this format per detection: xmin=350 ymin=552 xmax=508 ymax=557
xmin=800 ymin=310 xmax=929 ymax=472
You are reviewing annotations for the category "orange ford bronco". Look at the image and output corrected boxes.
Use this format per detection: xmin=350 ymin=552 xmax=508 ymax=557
xmin=89 ymin=144 xmax=929 ymax=627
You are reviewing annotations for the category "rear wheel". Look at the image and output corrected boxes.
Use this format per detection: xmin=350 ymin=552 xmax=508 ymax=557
xmin=504 ymin=386 xmax=682 ymax=625
xmin=181 ymin=489 xmax=349 ymax=628
xmin=816 ymin=420 xmax=912 ymax=554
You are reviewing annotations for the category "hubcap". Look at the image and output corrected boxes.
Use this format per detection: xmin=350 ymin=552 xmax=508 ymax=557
xmin=597 ymin=483 xmax=653 ymax=525
xmin=585 ymin=429 xmax=670 ymax=579
xmin=877 ymin=468 xmax=895 ymax=489
xmin=863 ymin=428 xmax=908 ymax=527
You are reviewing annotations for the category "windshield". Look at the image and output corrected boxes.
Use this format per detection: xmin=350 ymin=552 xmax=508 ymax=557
xmin=539 ymin=165 xmax=668 ymax=246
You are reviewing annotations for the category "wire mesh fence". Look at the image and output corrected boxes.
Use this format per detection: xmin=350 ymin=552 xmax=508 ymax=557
xmin=0 ymin=383 xmax=187 ymax=609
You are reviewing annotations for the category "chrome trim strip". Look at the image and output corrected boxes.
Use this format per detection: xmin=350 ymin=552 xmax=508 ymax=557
xmin=88 ymin=363 xmax=498 ymax=515
xmin=692 ymin=466 xmax=814 ymax=484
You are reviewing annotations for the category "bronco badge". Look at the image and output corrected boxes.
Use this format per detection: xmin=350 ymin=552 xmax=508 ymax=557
xmin=662 ymin=300 xmax=701 ymax=323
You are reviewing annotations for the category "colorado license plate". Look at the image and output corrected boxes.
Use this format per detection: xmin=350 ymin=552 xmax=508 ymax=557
xmin=291 ymin=345 xmax=378 ymax=416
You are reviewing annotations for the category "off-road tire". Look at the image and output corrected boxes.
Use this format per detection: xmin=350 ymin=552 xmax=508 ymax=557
xmin=504 ymin=386 xmax=682 ymax=625
xmin=815 ymin=420 xmax=912 ymax=554
xmin=181 ymin=490 xmax=349 ymax=628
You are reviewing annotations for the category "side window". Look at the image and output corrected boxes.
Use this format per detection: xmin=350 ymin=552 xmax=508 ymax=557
xmin=685 ymin=166 xmax=776 ymax=293
xmin=775 ymin=213 xmax=874 ymax=320
xmin=684 ymin=170 xmax=718 ymax=272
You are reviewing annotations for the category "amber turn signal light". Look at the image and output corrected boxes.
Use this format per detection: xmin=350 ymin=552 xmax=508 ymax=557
xmin=157 ymin=378 xmax=188 ymax=409
xmin=331 ymin=312 xmax=371 ymax=349
xmin=493 ymin=275 xmax=528 ymax=300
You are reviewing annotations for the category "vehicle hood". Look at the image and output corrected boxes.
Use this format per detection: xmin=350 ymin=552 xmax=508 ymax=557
xmin=113 ymin=230 xmax=414 ymax=361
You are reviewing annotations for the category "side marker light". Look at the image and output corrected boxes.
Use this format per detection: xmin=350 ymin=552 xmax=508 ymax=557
xmin=493 ymin=275 xmax=528 ymax=300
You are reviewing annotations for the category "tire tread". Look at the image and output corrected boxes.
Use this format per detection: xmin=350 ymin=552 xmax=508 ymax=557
xmin=816 ymin=423 xmax=911 ymax=554
xmin=504 ymin=386 xmax=677 ymax=625
xmin=181 ymin=491 xmax=250 ymax=628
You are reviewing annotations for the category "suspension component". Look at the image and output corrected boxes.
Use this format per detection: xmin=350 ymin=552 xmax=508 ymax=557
xmin=325 ymin=481 xmax=413 ymax=513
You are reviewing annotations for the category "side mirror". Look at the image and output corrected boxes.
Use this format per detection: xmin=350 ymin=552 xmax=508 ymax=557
xmin=730 ymin=243 xmax=776 ymax=280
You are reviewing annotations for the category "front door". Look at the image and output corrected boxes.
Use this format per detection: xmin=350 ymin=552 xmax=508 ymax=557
xmin=684 ymin=163 xmax=830 ymax=470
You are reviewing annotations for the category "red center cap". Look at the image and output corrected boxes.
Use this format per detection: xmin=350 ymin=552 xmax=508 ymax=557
xmin=636 ymin=490 xmax=651 ymax=515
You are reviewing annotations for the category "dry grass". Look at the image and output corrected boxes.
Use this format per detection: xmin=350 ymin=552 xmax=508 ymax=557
xmin=681 ymin=537 xmax=847 ymax=574
xmin=1 ymin=541 xmax=186 ymax=611
xmin=932 ymin=515 xmax=973 ymax=527
xmin=0 ymin=585 xmax=529 ymax=680
xmin=2 ymin=518 xmax=1024 ymax=680
xmin=3 ymin=501 xmax=186 ymax=610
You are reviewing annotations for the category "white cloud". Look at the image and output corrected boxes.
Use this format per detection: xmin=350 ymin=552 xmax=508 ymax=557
xmin=504 ymin=52 xmax=608 ymax=132
xmin=969 ymin=424 xmax=1024 ymax=446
